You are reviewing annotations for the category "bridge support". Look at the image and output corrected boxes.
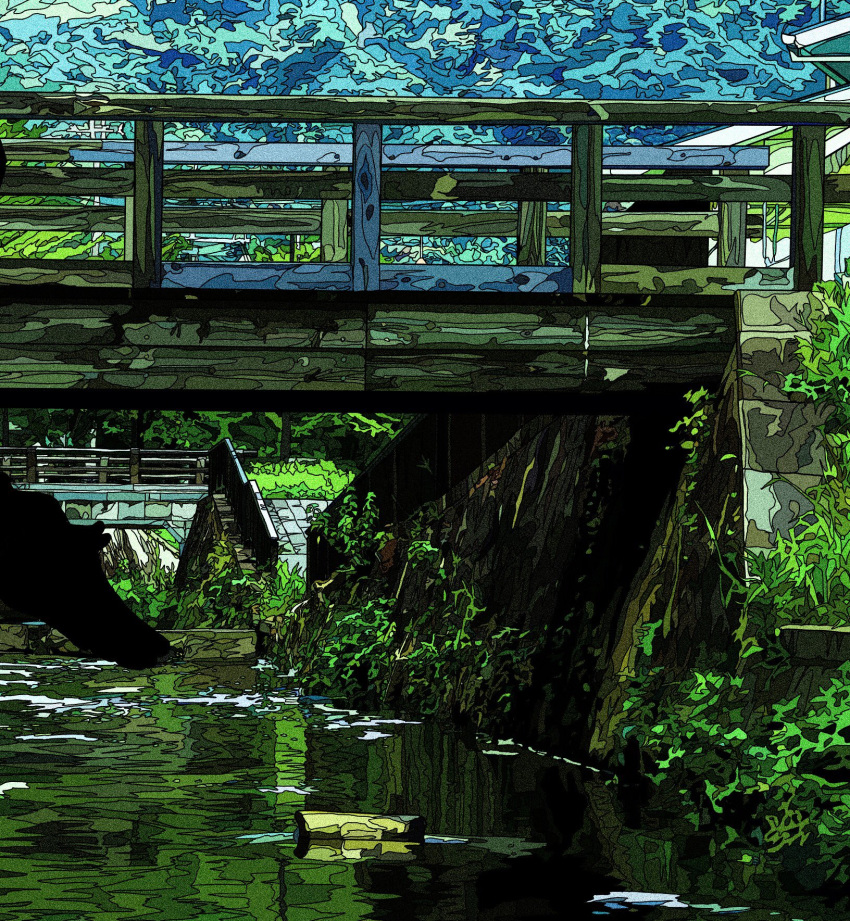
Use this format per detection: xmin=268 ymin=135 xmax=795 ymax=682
xmin=734 ymin=290 xmax=827 ymax=555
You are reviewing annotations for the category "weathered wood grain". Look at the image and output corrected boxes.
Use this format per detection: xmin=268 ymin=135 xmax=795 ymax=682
xmin=0 ymin=260 xmax=132 ymax=286
xmin=352 ymin=124 xmax=381 ymax=292
xmin=1 ymin=139 xmax=771 ymax=170
xmin=600 ymin=265 xmax=793 ymax=296
xmin=132 ymin=120 xmax=164 ymax=289
xmin=320 ymin=168 xmax=349 ymax=262
xmin=571 ymin=124 xmax=603 ymax=294
xmin=517 ymin=167 xmax=547 ymax=265
xmin=0 ymin=167 xmax=133 ymax=196
xmin=379 ymin=265 xmax=572 ymax=293
xmin=790 ymin=125 xmax=826 ymax=291
xmin=0 ymin=206 xmax=760 ymax=239
xmin=368 ymin=305 xmax=584 ymax=350
xmin=162 ymin=263 xmax=353 ymax=290
xmin=162 ymin=171 xmax=351 ymax=200
xmin=1 ymin=94 xmax=849 ymax=127
xmin=0 ymin=346 xmax=365 ymax=390
xmin=588 ymin=304 xmax=734 ymax=352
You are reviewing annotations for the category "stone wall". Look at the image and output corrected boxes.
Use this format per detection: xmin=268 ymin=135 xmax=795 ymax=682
xmin=736 ymin=291 xmax=828 ymax=552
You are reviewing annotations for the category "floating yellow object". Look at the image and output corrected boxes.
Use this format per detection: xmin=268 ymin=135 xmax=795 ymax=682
xmin=294 ymin=811 xmax=425 ymax=843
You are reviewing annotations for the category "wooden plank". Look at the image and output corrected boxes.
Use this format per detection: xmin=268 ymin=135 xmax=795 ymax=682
xmin=162 ymin=171 xmax=351 ymax=200
xmin=0 ymin=206 xmax=754 ymax=239
xmin=584 ymin=349 xmax=730 ymax=389
xmin=369 ymin=305 xmax=584 ymax=350
xmin=0 ymin=167 xmax=133 ymax=196
xmin=365 ymin=350 xmax=587 ymax=393
xmin=571 ymin=124 xmax=603 ymax=295
xmin=2 ymin=95 xmax=850 ymax=127
xmin=7 ymin=140 xmax=767 ymax=170
xmin=718 ymin=170 xmax=748 ymax=268
xmin=379 ymin=265 xmax=572 ymax=293
xmin=790 ymin=125 xmax=826 ymax=290
xmin=517 ymin=167 xmax=547 ymax=266
xmin=380 ymin=173 xmax=793 ymax=203
xmin=133 ymin=121 xmax=164 ymax=289
xmin=0 ymin=347 xmax=365 ymax=390
xmin=0 ymin=168 xmax=792 ymax=204
xmin=383 ymin=144 xmax=770 ymax=170
xmin=0 ymin=260 xmax=132 ymax=287
xmin=352 ymin=124 xmax=381 ymax=292
xmin=0 ymin=206 xmax=125 ymax=232
xmin=600 ymin=265 xmax=793 ymax=296
xmin=162 ymin=262 xmax=353 ymax=290
xmin=320 ymin=168 xmax=348 ymax=262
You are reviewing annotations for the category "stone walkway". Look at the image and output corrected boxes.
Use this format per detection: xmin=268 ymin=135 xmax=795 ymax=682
xmin=265 ymin=497 xmax=330 ymax=577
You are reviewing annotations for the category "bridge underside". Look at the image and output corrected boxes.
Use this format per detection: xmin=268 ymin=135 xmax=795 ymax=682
xmin=0 ymin=288 xmax=735 ymax=393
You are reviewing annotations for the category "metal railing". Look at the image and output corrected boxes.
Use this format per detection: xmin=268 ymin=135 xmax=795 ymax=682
xmin=208 ymin=438 xmax=279 ymax=569
xmin=0 ymin=446 xmax=212 ymax=485
xmin=0 ymin=95 xmax=847 ymax=294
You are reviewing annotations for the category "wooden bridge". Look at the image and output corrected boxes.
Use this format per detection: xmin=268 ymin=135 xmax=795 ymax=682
xmin=0 ymin=95 xmax=847 ymax=391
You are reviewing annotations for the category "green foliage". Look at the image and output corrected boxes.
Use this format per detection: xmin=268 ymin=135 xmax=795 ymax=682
xmin=310 ymin=489 xmax=391 ymax=568
xmin=247 ymin=458 xmax=354 ymax=500
xmin=783 ymin=281 xmax=850 ymax=433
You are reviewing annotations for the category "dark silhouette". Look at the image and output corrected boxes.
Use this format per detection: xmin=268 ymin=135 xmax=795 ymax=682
xmin=0 ymin=472 xmax=172 ymax=668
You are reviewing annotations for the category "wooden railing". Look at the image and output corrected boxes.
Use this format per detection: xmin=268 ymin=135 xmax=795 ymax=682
xmin=0 ymin=95 xmax=847 ymax=294
xmin=0 ymin=446 xmax=214 ymax=485
xmin=208 ymin=439 xmax=279 ymax=568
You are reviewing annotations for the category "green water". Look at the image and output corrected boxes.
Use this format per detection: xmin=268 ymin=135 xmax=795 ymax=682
xmin=0 ymin=658 xmax=834 ymax=920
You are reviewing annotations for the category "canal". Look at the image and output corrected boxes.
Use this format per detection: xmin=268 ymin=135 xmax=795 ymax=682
xmin=0 ymin=656 xmax=835 ymax=920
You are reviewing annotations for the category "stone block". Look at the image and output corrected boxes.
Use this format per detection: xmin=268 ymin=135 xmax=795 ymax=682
xmin=116 ymin=500 xmax=147 ymax=521
xmin=737 ymin=328 xmax=811 ymax=402
xmin=0 ymin=623 xmax=28 ymax=651
xmin=143 ymin=501 xmax=173 ymax=520
xmin=738 ymin=291 xmax=817 ymax=333
xmin=740 ymin=399 xmax=829 ymax=476
xmin=63 ymin=501 xmax=93 ymax=521
xmin=172 ymin=501 xmax=201 ymax=520
xmin=743 ymin=468 xmax=818 ymax=551
xmin=779 ymin=625 xmax=850 ymax=663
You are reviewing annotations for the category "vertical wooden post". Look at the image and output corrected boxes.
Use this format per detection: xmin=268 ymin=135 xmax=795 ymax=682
xmin=517 ymin=167 xmax=547 ymax=265
xmin=26 ymin=447 xmax=37 ymax=483
xmin=132 ymin=120 xmax=164 ymax=289
xmin=129 ymin=448 xmax=141 ymax=485
xmin=352 ymin=124 xmax=382 ymax=291
xmin=321 ymin=167 xmax=349 ymax=262
xmin=718 ymin=171 xmax=747 ymax=268
xmin=570 ymin=124 xmax=603 ymax=294
xmin=790 ymin=125 xmax=826 ymax=291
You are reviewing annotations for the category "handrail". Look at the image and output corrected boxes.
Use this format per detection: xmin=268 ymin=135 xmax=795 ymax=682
xmin=208 ymin=439 xmax=279 ymax=569
xmin=0 ymin=446 xmax=219 ymax=485
xmin=0 ymin=94 xmax=842 ymax=293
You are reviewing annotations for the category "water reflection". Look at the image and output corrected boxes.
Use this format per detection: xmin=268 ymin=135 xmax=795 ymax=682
xmin=0 ymin=658 xmax=833 ymax=921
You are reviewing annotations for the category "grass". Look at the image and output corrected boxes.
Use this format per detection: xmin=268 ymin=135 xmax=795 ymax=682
xmin=248 ymin=458 xmax=354 ymax=500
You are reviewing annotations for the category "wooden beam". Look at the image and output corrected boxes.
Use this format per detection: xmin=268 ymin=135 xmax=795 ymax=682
xmin=352 ymin=124 xmax=381 ymax=292
xmin=1 ymin=167 xmax=802 ymax=204
xmin=790 ymin=125 xmax=826 ymax=290
xmin=0 ymin=138 xmax=771 ymax=170
xmin=0 ymin=206 xmax=760 ymax=239
xmin=718 ymin=171 xmax=748 ymax=268
xmin=0 ymin=259 xmax=132 ymax=286
xmin=2 ymin=94 xmax=850 ymax=127
xmin=0 ymin=167 xmax=133 ymax=196
xmin=571 ymin=124 xmax=603 ymax=295
xmin=320 ymin=168 xmax=348 ymax=262
xmin=132 ymin=121 xmax=164 ymax=289
xmin=517 ymin=167 xmax=547 ymax=266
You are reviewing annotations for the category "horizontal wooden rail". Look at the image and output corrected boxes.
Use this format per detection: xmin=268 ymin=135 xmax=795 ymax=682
xmin=0 ymin=205 xmax=764 ymax=239
xmin=1 ymin=94 xmax=850 ymax=126
xmin=6 ymin=167 xmax=849 ymax=205
xmin=2 ymin=139 xmax=770 ymax=170
xmin=0 ymin=95 xmax=844 ymax=293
